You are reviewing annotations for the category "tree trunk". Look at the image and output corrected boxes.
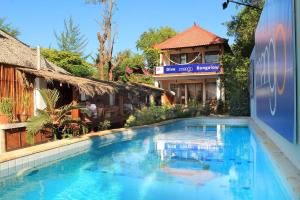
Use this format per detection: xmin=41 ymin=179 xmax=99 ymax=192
xmin=95 ymin=0 xmax=115 ymax=81
xmin=97 ymin=32 xmax=105 ymax=80
xmin=108 ymin=61 xmax=117 ymax=81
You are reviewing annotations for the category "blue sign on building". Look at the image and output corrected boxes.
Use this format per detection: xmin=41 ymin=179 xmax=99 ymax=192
xmin=254 ymin=0 xmax=295 ymax=143
xmin=162 ymin=63 xmax=220 ymax=74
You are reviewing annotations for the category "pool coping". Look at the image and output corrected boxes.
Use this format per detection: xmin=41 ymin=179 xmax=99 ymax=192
xmin=248 ymin=120 xmax=300 ymax=200
xmin=0 ymin=116 xmax=299 ymax=199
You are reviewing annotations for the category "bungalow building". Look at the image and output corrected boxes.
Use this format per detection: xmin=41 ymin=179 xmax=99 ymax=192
xmin=153 ymin=24 xmax=230 ymax=106
xmin=0 ymin=30 xmax=163 ymax=152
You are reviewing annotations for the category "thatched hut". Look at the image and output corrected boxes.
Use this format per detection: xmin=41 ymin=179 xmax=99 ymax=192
xmin=0 ymin=29 xmax=164 ymax=152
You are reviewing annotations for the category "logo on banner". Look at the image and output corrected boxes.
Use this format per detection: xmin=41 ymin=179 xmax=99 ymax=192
xmin=257 ymin=24 xmax=287 ymax=116
xmin=155 ymin=67 xmax=164 ymax=74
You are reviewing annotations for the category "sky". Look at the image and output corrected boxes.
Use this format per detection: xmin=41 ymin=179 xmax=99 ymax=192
xmin=1 ymin=0 xmax=240 ymax=60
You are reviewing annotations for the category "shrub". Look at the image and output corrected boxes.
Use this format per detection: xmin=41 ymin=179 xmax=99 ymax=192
xmin=99 ymin=120 xmax=111 ymax=130
xmin=200 ymin=102 xmax=211 ymax=116
xmin=125 ymin=103 xmax=208 ymax=127
xmin=216 ymin=99 xmax=225 ymax=114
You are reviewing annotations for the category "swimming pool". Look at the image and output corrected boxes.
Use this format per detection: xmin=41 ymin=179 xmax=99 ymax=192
xmin=0 ymin=119 xmax=291 ymax=200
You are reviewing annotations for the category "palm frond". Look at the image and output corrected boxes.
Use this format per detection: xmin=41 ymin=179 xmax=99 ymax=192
xmin=56 ymin=103 xmax=74 ymax=119
xmin=57 ymin=104 xmax=92 ymax=120
xmin=26 ymin=111 xmax=52 ymax=144
xmin=39 ymin=89 xmax=60 ymax=113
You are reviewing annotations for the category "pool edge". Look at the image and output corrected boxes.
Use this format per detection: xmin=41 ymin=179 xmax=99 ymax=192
xmin=0 ymin=116 xmax=299 ymax=200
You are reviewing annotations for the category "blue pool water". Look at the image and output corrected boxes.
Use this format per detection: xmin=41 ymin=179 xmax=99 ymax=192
xmin=0 ymin=119 xmax=291 ymax=200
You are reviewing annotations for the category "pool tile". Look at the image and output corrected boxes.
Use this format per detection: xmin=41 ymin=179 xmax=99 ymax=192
xmin=8 ymin=160 xmax=16 ymax=175
xmin=0 ymin=161 xmax=9 ymax=177
xmin=21 ymin=156 xmax=29 ymax=169
xmin=15 ymin=158 xmax=23 ymax=172
xmin=27 ymin=155 xmax=35 ymax=168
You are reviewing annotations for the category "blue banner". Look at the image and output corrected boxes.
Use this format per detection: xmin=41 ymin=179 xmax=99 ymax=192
xmin=254 ymin=0 xmax=295 ymax=143
xmin=159 ymin=63 xmax=220 ymax=74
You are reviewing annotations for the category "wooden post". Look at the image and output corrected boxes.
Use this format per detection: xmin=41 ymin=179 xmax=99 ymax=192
xmin=0 ymin=129 xmax=6 ymax=153
xmin=185 ymin=84 xmax=188 ymax=106
xmin=71 ymin=88 xmax=80 ymax=119
xmin=216 ymin=78 xmax=221 ymax=100
xmin=177 ymin=85 xmax=180 ymax=104
xmin=119 ymin=93 xmax=124 ymax=116
xmin=203 ymin=79 xmax=206 ymax=106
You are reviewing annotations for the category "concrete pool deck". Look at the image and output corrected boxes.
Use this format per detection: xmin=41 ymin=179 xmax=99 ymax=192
xmin=0 ymin=116 xmax=299 ymax=199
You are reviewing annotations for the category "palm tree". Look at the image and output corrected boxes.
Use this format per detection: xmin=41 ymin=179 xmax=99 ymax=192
xmin=26 ymin=89 xmax=90 ymax=144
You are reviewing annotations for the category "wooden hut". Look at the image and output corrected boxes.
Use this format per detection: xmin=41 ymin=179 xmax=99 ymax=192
xmin=0 ymin=30 xmax=164 ymax=152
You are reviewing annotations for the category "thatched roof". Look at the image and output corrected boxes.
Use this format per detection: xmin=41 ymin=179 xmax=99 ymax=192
xmin=122 ymin=82 xmax=164 ymax=95
xmin=0 ymin=30 xmax=68 ymax=74
xmin=0 ymin=29 xmax=163 ymax=96
xmin=130 ymin=82 xmax=164 ymax=93
xmin=0 ymin=30 xmax=117 ymax=95
xmin=83 ymin=78 xmax=164 ymax=95
xmin=17 ymin=67 xmax=117 ymax=95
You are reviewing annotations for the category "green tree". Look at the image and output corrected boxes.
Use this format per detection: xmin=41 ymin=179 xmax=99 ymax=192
xmin=0 ymin=17 xmax=20 ymax=38
xmin=42 ymin=48 xmax=95 ymax=78
xmin=54 ymin=17 xmax=88 ymax=55
xmin=222 ymin=54 xmax=250 ymax=116
xmin=222 ymin=3 xmax=263 ymax=116
xmin=113 ymin=50 xmax=145 ymax=81
xmin=225 ymin=6 xmax=262 ymax=57
xmin=136 ymin=27 xmax=177 ymax=68
xmin=128 ymin=74 xmax=154 ymax=85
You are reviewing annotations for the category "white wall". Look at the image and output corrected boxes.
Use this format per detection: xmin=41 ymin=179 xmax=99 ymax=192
xmin=34 ymin=78 xmax=47 ymax=115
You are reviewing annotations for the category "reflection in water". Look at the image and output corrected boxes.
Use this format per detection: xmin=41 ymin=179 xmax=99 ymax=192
xmin=0 ymin=122 xmax=291 ymax=200
xmin=153 ymin=124 xmax=255 ymax=189
xmin=160 ymin=168 xmax=217 ymax=185
xmin=154 ymin=125 xmax=224 ymax=161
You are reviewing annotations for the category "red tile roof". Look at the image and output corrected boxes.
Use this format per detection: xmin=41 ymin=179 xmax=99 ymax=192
xmin=154 ymin=25 xmax=226 ymax=50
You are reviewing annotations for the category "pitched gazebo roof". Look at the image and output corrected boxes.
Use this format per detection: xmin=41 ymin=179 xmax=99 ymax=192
xmin=154 ymin=25 xmax=226 ymax=50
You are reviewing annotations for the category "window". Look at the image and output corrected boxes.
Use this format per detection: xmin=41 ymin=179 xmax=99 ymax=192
xmin=205 ymin=51 xmax=220 ymax=63
xmin=180 ymin=54 xmax=187 ymax=64
xmin=109 ymin=93 xmax=115 ymax=106
xmin=170 ymin=53 xmax=200 ymax=65
xmin=187 ymin=52 xmax=202 ymax=64
xmin=206 ymin=82 xmax=217 ymax=100
xmin=170 ymin=54 xmax=180 ymax=65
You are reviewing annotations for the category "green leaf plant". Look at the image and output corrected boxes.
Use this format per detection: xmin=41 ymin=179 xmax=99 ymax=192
xmin=26 ymin=89 xmax=90 ymax=144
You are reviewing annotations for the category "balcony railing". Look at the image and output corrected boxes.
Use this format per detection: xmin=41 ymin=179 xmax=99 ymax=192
xmin=155 ymin=63 xmax=221 ymax=75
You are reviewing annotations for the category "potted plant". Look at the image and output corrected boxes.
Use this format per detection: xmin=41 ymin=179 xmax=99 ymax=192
xmin=0 ymin=98 xmax=13 ymax=124
xmin=20 ymin=93 xmax=30 ymax=122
